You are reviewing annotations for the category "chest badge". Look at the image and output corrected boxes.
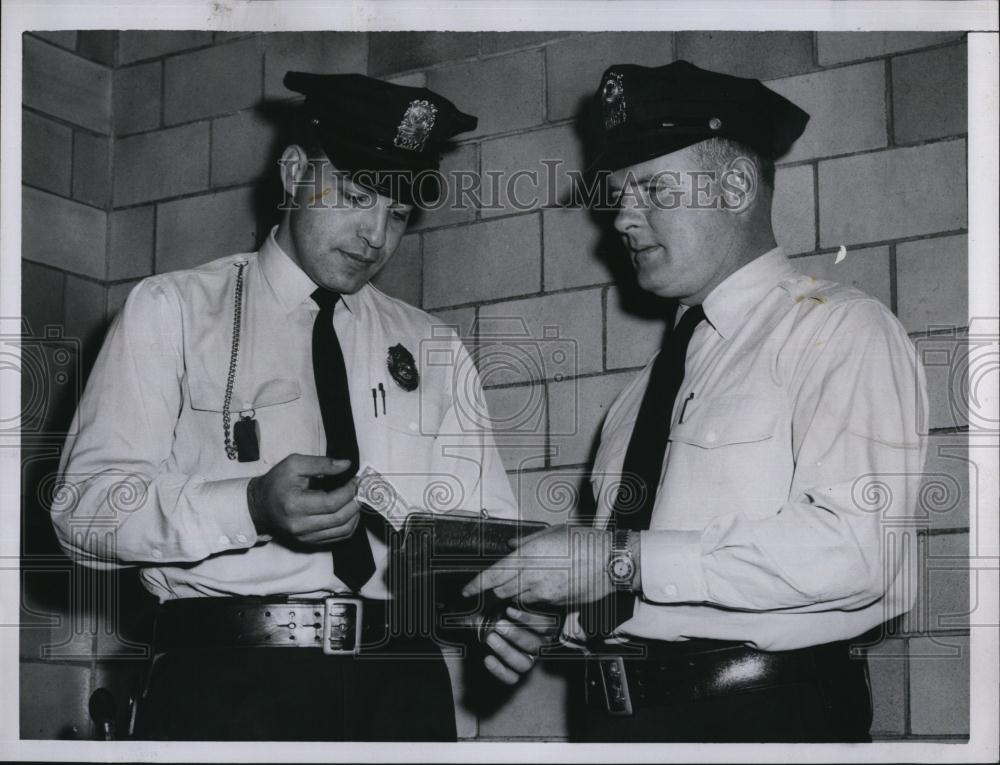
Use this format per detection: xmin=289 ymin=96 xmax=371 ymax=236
xmin=387 ymin=343 xmax=419 ymax=391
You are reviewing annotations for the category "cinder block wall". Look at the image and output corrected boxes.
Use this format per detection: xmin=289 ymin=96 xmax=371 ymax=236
xmin=21 ymin=30 xmax=970 ymax=741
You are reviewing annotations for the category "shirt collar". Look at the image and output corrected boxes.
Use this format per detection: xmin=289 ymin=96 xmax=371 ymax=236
xmin=699 ymin=246 xmax=795 ymax=340
xmin=258 ymin=226 xmax=358 ymax=315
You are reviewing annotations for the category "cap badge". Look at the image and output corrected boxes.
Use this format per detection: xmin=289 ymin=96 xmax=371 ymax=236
xmin=601 ymin=71 xmax=627 ymax=131
xmin=709 ymin=117 xmax=723 ymax=130
xmin=387 ymin=343 xmax=419 ymax=391
xmin=394 ymin=99 xmax=439 ymax=152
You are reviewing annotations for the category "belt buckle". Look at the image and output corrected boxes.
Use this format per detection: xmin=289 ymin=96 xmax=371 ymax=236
xmin=322 ymin=597 xmax=362 ymax=656
xmin=598 ymin=656 xmax=634 ymax=716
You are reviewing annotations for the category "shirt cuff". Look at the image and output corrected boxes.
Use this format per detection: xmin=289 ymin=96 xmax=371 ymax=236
xmin=639 ymin=529 xmax=706 ymax=603
xmin=199 ymin=476 xmax=268 ymax=552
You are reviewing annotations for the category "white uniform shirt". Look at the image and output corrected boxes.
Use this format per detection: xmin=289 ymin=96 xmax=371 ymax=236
xmin=569 ymin=247 xmax=928 ymax=651
xmin=54 ymin=229 xmax=516 ymax=601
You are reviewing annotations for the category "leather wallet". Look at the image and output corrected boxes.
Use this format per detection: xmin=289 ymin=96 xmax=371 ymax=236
xmin=393 ymin=511 xmax=550 ymax=633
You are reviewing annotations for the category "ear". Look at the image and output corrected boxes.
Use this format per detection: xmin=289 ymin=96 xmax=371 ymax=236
xmin=719 ymin=155 xmax=759 ymax=214
xmin=279 ymin=144 xmax=310 ymax=199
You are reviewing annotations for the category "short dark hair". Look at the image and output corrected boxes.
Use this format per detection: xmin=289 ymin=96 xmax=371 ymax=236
xmin=692 ymin=137 xmax=775 ymax=191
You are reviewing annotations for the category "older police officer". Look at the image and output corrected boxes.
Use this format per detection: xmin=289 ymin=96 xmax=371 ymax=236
xmin=464 ymin=61 xmax=928 ymax=742
xmin=53 ymin=72 xmax=544 ymax=741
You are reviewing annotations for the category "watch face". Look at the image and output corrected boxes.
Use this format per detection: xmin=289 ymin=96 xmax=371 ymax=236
xmin=610 ymin=555 xmax=635 ymax=582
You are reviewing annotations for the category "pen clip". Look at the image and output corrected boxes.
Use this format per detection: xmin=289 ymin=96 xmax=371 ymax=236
xmin=378 ymin=383 xmax=386 ymax=415
xmin=371 ymin=387 xmax=378 ymax=418
xmin=678 ymin=392 xmax=695 ymax=424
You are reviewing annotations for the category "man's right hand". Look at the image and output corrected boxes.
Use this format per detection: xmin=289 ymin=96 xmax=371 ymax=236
xmin=247 ymin=455 xmax=361 ymax=546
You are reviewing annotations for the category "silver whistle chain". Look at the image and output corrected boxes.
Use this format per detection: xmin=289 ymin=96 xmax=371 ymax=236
xmin=223 ymin=261 xmax=247 ymax=460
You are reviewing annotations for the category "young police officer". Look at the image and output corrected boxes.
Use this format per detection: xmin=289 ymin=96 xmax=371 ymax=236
xmin=464 ymin=60 xmax=928 ymax=742
xmin=53 ymin=72 xmax=544 ymax=741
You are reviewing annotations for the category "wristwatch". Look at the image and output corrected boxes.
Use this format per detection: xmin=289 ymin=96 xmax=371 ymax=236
xmin=607 ymin=530 xmax=637 ymax=591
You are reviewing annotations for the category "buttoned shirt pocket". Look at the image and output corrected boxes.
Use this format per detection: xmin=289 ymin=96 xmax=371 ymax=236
xmin=660 ymin=394 xmax=790 ymax=524
xmin=183 ymin=377 xmax=303 ymax=467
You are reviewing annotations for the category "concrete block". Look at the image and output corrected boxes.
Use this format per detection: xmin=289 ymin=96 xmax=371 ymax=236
xmin=23 ymin=35 xmax=112 ymax=134
xmin=769 ymin=62 xmax=887 ymax=163
xmin=605 ymin=286 xmax=670 ymax=370
xmin=549 ymin=371 xmax=638 ymax=467
xmin=908 ymin=635 xmax=969 ymax=735
xmin=546 ymin=32 xmax=674 ymax=122
xmin=818 ymin=139 xmax=966 ymax=247
xmin=211 ymin=108 xmax=282 ymax=187
xmin=19 ymin=661 xmax=93 ymax=739
xmin=914 ymin=331 xmax=968 ymax=432
xmin=893 ymin=43 xmax=968 ymax=145
xmin=896 ymin=234 xmax=967 ymax=334
xmin=72 ymin=132 xmax=111 ymax=208
xmin=22 ymin=110 xmax=72 ymax=196
xmin=117 ymin=31 xmax=213 ymax=64
xmin=155 ymin=187 xmax=259 ymax=273
xmin=922 ymin=434 xmax=972 ymax=531
xmin=817 ymin=32 xmax=965 ymax=66
xmin=63 ymin=274 xmax=108 ymax=352
xmin=542 ymin=207 xmax=615 ymax=290
xmin=676 ymin=32 xmax=815 ymax=80
xmin=772 ymin=163 xmax=816 ymax=255
xmin=164 ymin=37 xmax=262 ymax=125
xmin=479 ymin=124 xmax=585 ymax=217
xmin=114 ymin=62 xmax=162 ymax=136
xmin=76 ymin=31 xmax=115 ymax=66
xmin=113 ymin=123 xmax=210 ymax=206
xmin=429 ymin=306 xmax=476 ymax=347
xmin=108 ymin=206 xmax=155 ymax=281
xmin=31 ymin=31 xmax=77 ymax=50
xmin=372 ymin=234 xmax=422 ymax=306
xmin=107 ymin=280 xmax=143 ymax=319
xmin=22 ymin=186 xmax=107 ymax=280
xmin=482 ymin=31 xmax=573 ymax=54
xmin=386 ymin=72 xmax=427 ymax=88
xmin=263 ymin=32 xmax=368 ymax=100
xmin=410 ymin=143 xmax=478 ymax=231
xmin=423 ymin=215 xmax=541 ymax=309
xmin=21 ymin=261 xmax=65 ymax=335
xmin=368 ymin=32 xmax=478 ymax=76
xmin=483 ymin=386 xmax=549 ymax=472
xmin=427 ymin=50 xmax=544 ymax=139
xmin=793 ymin=245 xmax=892 ymax=310
xmin=864 ymin=638 xmax=907 ymax=735
xmin=477 ymin=663 xmax=570 ymax=738
xmin=512 ymin=468 xmax=593 ymax=525
xmin=922 ymin=532 xmax=970 ymax=634
xmin=477 ymin=288 xmax=603 ymax=385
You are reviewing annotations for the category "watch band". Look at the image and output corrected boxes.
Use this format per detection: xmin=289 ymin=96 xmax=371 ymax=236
xmin=608 ymin=529 xmax=637 ymax=591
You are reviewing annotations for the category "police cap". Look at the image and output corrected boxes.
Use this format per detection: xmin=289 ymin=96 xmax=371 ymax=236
xmin=283 ymin=71 xmax=478 ymax=205
xmin=590 ymin=60 xmax=810 ymax=171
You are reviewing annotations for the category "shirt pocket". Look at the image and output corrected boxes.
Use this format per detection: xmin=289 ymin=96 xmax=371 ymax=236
xmin=188 ymin=377 xmax=302 ymax=413
xmin=664 ymin=394 xmax=788 ymax=523
xmin=669 ymin=394 xmax=777 ymax=449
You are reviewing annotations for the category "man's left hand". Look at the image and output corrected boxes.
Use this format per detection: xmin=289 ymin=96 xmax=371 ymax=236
xmin=462 ymin=525 xmax=613 ymax=608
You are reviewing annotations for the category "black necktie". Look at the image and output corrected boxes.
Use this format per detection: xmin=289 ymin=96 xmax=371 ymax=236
xmin=311 ymin=288 xmax=375 ymax=592
xmin=582 ymin=303 xmax=706 ymax=636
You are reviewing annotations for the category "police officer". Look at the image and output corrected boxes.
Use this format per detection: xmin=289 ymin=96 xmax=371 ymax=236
xmin=53 ymin=72 xmax=545 ymax=741
xmin=464 ymin=61 xmax=928 ymax=742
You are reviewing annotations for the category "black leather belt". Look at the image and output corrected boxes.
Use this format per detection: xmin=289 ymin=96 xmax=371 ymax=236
xmin=154 ymin=597 xmax=416 ymax=655
xmin=586 ymin=639 xmax=860 ymax=716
